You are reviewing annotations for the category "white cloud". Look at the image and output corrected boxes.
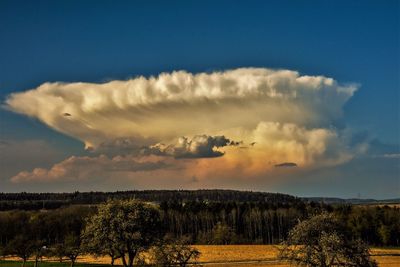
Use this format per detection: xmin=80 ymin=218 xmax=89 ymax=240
xmin=5 ymin=68 xmax=357 ymax=149
xmin=5 ymin=68 xmax=361 ymax=184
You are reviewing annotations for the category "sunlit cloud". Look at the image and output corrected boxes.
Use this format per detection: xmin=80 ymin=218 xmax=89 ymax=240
xmin=5 ymin=68 xmax=362 ymax=184
xmin=11 ymin=154 xmax=168 ymax=183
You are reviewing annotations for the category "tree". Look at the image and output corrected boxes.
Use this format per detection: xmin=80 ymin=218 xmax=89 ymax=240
xmin=210 ymin=222 xmax=236 ymax=244
xmin=279 ymin=213 xmax=377 ymax=267
xmin=81 ymin=225 xmax=121 ymax=266
xmin=51 ymin=243 xmax=66 ymax=263
xmin=63 ymin=234 xmax=81 ymax=267
xmin=151 ymin=236 xmax=200 ymax=267
xmin=82 ymin=199 xmax=162 ymax=267
xmin=4 ymin=235 xmax=35 ymax=267
xmin=29 ymin=214 xmax=48 ymax=267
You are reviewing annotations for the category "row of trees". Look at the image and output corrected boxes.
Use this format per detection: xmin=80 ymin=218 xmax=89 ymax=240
xmin=0 ymin=206 xmax=90 ymax=267
xmin=0 ymin=199 xmax=399 ymax=266
xmin=160 ymin=201 xmax=309 ymax=244
xmin=159 ymin=200 xmax=400 ymax=246
xmin=0 ymin=200 xmax=200 ymax=267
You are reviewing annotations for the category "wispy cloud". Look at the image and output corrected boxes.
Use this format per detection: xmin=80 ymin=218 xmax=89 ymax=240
xmin=11 ymin=154 xmax=168 ymax=183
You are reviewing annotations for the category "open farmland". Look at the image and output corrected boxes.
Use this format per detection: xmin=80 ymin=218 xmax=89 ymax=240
xmin=87 ymin=246 xmax=400 ymax=266
xmin=196 ymin=246 xmax=400 ymax=267
xmin=4 ymin=245 xmax=397 ymax=267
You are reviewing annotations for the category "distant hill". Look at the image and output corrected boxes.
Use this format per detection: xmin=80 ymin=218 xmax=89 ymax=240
xmin=302 ymin=197 xmax=400 ymax=205
xmin=0 ymin=189 xmax=300 ymax=210
xmin=1 ymin=189 xmax=398 ymax=211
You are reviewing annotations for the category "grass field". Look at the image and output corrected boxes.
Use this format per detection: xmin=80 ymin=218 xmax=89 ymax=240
xmin=2 ymin=246 xmax=399 ymax=266
xmin=0 ymin=261 xmax=110 ymax=267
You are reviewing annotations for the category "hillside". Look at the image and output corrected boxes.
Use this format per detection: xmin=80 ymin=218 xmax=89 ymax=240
xmin=0 ymin=190 xmax=299 ymax=210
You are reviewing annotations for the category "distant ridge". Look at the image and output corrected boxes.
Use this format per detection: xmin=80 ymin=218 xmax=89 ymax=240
xmin=302 ymin=197 xmax=400 ymax=205
xmin=0 ymin=189 xmax=300 ymax=211
xmin=1 ymin=190 xmax=398 ymax=211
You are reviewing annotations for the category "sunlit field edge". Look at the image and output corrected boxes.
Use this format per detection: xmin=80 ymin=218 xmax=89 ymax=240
xmin=2 ymin=245 xmax=399 ymax=266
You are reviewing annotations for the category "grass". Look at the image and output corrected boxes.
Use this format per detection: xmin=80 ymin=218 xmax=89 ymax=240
xmin=0 ymin=261 xmax=111 ymax=267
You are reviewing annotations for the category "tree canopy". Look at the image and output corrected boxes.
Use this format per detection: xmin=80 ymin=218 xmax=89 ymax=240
xmin=81 ymin=199 xmax=162 ymax=267
xmin=279 ymin=213 xmax=377 ymax=267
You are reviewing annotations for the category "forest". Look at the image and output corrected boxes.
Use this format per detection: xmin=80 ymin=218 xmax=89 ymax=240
xmin=0 ymin=190 xmax=299 ymax=210
xmin=0 ymin=190 xmax=399 ymax=249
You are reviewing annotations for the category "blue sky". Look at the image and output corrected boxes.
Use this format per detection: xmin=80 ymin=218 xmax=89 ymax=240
xmin=0 ymin=0 xmax=399 ymax=198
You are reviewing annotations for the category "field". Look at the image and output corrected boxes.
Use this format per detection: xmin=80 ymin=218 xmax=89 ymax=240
xmin=0 ymin=262 xmax=110 ymax=267
xmin=198 ymin=246 xmax=400 ymax=266
xmin=2 ymin=245 xmax=399 ymax=266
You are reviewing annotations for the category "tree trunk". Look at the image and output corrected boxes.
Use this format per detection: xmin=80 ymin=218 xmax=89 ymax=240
xmin=128 ymin=255 xmax=134 ymax=267
xmin=121 ymin=254 xmax=128 ymax=267
xmin=70 ymin=259 xmax=75 ymax=267
xmin=34 ymin=254 xmax=39 ymax=267
xmin=111 ymin=257 xmax=115 ymax=266
xmin=128 ymin=250 xmax=137 ymax=267
xmin=21 ymin=258 xmax=26 ymax=267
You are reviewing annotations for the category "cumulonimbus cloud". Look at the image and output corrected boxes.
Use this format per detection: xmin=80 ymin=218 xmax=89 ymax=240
xmin=5 ymin=68 xmax=357 ymax=148
xmin=5 ymin=68 xmax=362 ymax=183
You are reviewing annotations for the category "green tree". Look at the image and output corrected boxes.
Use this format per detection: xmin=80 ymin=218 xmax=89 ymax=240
xmin=279 ymin=213 xmax=377 ymax=267
xmin=82 ymin=199 xmax=162 ymax=267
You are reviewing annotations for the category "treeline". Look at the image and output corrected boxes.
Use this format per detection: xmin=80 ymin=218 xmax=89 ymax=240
xmin=336 ymin=205 xmax=400 ymax=246
xmin=0 ymin=190 xmax=298 ymax=211
xmin=160 ymin=201 xmax=400 ymax=246
xmin=0 ymin=199 xmax=399 ymax=248
xmin=160 ymin=200 xmax=312 ymax=244
xmin=0 ymin=205 xmax=92 ymax=266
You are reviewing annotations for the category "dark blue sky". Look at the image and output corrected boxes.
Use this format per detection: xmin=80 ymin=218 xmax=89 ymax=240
xmin=0 ymin=0 xmax=399 ymax=196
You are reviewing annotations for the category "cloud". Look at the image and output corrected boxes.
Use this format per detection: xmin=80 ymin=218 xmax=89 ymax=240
xmin=5 ymin=68 xmax=357 ymax=149
xmin=10 ymin=154 xmax=167 ymax=183
xmin=381 ymin=154 xmax=400 ymax=159
xmin=275 ymin=162 xmax=297 ymax=168
xmin=92 ymin=135 xmax=239 ymax=158
xmin=182 ymin=122 xmax=356 ymax=182
xmin=5 ymin=68 xmax=362 ymax=184
xmin=0 ymin=139 xmax=67 ymax=183
xmin=145 ymin=135 xmax=237 ymax=158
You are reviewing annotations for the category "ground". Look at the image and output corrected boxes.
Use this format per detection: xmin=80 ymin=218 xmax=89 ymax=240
xmin=2 ymin=245 xmax=399 ymax=266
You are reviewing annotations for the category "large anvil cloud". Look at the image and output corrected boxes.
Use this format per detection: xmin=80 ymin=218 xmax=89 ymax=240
xmin=6 ymin=68 xmax=362 ymax=183
xmin=6 ymin=68 xmax=356 ymax=148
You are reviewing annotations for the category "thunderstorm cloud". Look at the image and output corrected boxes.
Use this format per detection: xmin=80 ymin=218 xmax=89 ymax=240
xmin=6 ymin=68 xmax=362 ymax=183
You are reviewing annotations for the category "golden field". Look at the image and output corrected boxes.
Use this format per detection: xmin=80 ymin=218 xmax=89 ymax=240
xmin=76 ymin=245 xmax=400 ymax=266
xmin=5 ymin=245 xmax=399 ymax=266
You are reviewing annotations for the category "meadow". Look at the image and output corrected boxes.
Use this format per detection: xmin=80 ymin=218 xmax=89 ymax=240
xmin=3 ymin=245 xmax=398 ymax=267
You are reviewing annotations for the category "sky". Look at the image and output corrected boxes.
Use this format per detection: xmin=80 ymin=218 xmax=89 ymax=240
xmin=0 ymin=0 xmax=399 ymax=198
